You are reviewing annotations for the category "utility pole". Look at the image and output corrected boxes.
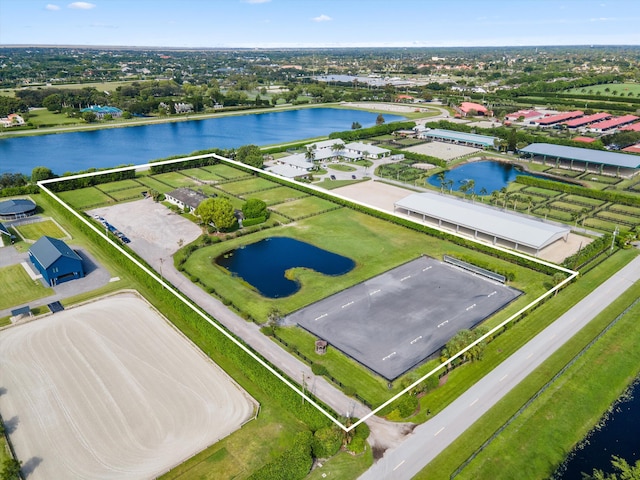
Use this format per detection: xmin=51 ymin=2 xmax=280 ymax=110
xmin=611 ymin=225 xmax=619 ymax=252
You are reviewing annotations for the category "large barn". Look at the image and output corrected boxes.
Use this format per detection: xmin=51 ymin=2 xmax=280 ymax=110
xmin=28 ymin=236 xmax=84 ymax=286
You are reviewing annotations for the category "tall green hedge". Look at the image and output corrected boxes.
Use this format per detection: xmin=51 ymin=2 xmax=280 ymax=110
xmin=328 ymin=121 xmax=416 ymax=142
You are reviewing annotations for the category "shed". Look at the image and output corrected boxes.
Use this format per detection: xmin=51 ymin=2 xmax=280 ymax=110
xmin=28 ymin=236 xmax=84 ymax=286
xmin=0 ymin=198 xmax=37 ymax=220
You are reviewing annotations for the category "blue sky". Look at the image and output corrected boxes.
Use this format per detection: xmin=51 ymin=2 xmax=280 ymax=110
xmin=1 ymin=0 xmax=639 ymax=48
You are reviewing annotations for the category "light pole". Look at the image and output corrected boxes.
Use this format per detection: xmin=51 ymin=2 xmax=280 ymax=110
xmin=159 ymin=257 xmax=164 ymax=282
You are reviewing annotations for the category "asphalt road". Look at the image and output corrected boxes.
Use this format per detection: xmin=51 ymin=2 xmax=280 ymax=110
xmin=359 ymin=254 xmax=640 ymax=480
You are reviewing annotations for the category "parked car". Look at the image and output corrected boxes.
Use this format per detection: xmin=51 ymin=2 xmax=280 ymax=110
xmin=330 ymin=175 xmax=336 ymax=180
xmin=351 ymin=175 xmax=356 ymax=179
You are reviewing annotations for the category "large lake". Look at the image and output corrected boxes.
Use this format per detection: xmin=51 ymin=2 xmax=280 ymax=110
xmin=0 ymin=107 xmax=405 ymax=175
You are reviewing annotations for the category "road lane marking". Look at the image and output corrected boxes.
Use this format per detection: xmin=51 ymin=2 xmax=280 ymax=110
xmin=488 ymin=291 xmax=497 ymax=297
xmin=393 ymin=460 xmax=405 ymax=471
xmin=435 ymin=427 xmax=445 ymax=436
xmin=437 ymin=320 xmax=449 ymax=328
xmin=466 ymin=303 xmax=477 ymax=311
xmin=527 ymin=353 xmax=533 ymax=359
xmin=400 ymin=275 xmax=411 ymax=282
xmin=500 ymin=374 xmax=508 ymax=382
xmin=410 ymin=335 xmax=422 ymax=345
xmin=382 ymin=352 xmax=397 ymax=361
xmin=314 ymin=313 xmax=327 ymax=321
xmin=369 ymin=289 xmax=380 ymax=295
xmin=470 ymin=398 xmax=479 ymax=407
xmin=422 ymin=266 xmax=432 ymax=271
xmin=341 ymin=301 xmax=354 ymax=308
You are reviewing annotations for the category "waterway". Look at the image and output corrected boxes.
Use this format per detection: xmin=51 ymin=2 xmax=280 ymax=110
xmin=553 ymin=379 xmax=640 ymax=479
xmin=215 ymin=236 xmax=355 ymax=298
xmin=0 ymin=107 xmax=405 ymax=175
xmin=427 ymin=160 xmax=542 ymax=193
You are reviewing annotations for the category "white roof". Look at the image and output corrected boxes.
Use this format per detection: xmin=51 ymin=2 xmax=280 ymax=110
xmin=344 ymin=142 xmax=390 ymax=155
xmin=279 ymin=153 xmax=313 ymax=169
xmin=307 ymin=139 xmax=344 ymax=150
xmin=395 ymin=192 xmax=570 ymax=251
xmin=267 ymin=164 xmax=308 ymax=178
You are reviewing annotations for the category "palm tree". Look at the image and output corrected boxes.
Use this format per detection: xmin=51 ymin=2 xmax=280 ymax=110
xmin=490 ymin=190 xmax=500 ymax=205
xmin=305 ymin=147 xmax=316 ymax=163
xmin=466 ymin=179 xmax=476 ymax=201
xmin=331 ymin=142 xmax=343 ymax=159
xmin=436 ymin=171 xmax=447 ymax=193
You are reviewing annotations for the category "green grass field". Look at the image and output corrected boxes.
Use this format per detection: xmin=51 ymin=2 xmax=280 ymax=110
xmin=97 ymin=179 xmax=142 ymax=193
xmin=202 ymin=163 xmax=249 ymax=179
xmin=13 ymin=219 xmax=67 ymax=241
xmin=328 ymin=164 xmax=357 ymax=172
xmin=58 ymin=187 xmax=113 ymax=209
xmin=252 ymin=186 xmax=308 ymax=206
xmin=180 ymin=167 xmax=225 ymax=182
xmin=135 ymin=175 xmax=176 ymax=194
xmin=27 ymin=109 xmax=84 ymax=127
xmin=152 ymin=172 xmax=197 ymax=189
xmin=108 ymin=186 xmax=148 ymax=202
xmin=0 ymin=264 xmax=53 ymax=310
xmin=268 ymin=196 xmax=340 ymax=219
xmin=564 ymin=82 xmax=640 ymax=97
xmin=217 ymin=177 xmax=279 ymax=196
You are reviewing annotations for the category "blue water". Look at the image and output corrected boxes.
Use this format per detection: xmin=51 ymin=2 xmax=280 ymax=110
xmin=215 ymin=237 xmax=355 ymax=298
xmin=427 ymin=160 xmax=542 ymax=193
xmin=0 ymin=108 xmax=405 ymax=175
xmin=554 ymin=379 xmax=640 ymax=479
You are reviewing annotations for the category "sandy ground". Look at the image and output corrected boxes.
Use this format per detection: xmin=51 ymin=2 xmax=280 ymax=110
xmin=335 ymin=180 xmax=585 ymax=263
xmin=0 ymin=293 xmax=255 ymax=480
xmin=341 ymin=102 xmax=431 ymax=113
xmin=404 ymin=142 xmax=480 ymax=161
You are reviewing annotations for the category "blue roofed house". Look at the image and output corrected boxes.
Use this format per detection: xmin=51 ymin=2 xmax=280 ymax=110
xmin=28 ymin=236 xmax=84 ymax=286
xmin=80 ymin=105 xmax=123 ymax=119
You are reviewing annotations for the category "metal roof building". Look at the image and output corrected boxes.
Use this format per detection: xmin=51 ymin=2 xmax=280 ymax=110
xmin=28 ymin=236 xmax=84 ymax=286
xmin=394 ymin=192 xmax=570 ymax=255
xmin=419 ymin=129 xmax=497 ymax=148
xmin=0 ymin=198 xmax=37 ymax=220
xmin=519 ymin=143 xmax=640 ymax=174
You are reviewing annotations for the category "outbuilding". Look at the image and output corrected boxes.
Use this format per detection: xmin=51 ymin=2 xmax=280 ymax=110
xmin=28 ymin=236 xmax=84 ymax=286
xmin=0 ymin=198 xmax=37 ymax=220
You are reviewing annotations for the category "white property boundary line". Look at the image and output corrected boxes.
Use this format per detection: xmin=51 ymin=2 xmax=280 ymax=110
xmin=39 ymin=153 xmax=578 ymax=432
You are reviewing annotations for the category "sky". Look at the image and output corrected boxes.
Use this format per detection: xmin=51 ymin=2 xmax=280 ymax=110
xmin=1 ymin=0 xmax=639 ymax=49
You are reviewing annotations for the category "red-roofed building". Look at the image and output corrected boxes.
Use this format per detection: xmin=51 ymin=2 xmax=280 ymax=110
xmin=589 ymin=115 xmax=639 ymax=133
xmin=534 ymin=111 xmax=584 ymax=126
xmin=622 ymin=144 xmax=640 ymax=154
xmin=620 ymin=122 xmax=640 ymax=132
xmin=457 ymin=102 xmax=489 ymax=117
xmin=573 ymin=136 xmax=597 ymax=143
xmin=504 ymin=109 xmax=545 ymax=123
xmin=564 ymin=112 xmax=611 ymax=128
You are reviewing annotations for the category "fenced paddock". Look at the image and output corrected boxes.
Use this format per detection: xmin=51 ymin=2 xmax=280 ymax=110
xmin=0 ymin=293 xmax=256 ymax=480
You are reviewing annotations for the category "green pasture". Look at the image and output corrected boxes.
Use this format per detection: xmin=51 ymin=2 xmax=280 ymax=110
xmin=415 ymin=250 xmax=639 ymax=479
xmin=27 ymin=109 xmax=84 ymax=127
xmin=0 ymin=264 xmax=53 ymax=310
xmin=152 ymin=172 xmax=196 ymax=189
xmin=97 ymin=179 xmax=142 ymax=193
xmin=549 ymin=201 xmax=587 ymax=213
xmin=520 ymin=186 xmax=562 ymax=197
xmin=305 ymin=449 xmax=373 ymax=480
xmin=564 ymin=82 xmax=640 ymax=96
xmin=135 ymin=175 xmax=175 ymax=194
xmin=268 ymin=196 xmax=340 ymax=219
xmin=545 ymin=168 xmax=583 ymax=178
xmin=108 ymin=186 xmax=147 ymax=202
xmin=544 ymin=208 xmax=574 ymax=222
xmin=251 ymin=186 xmax=307 ymax=206
xmin=580 ymin=173 xmax=620 ymax=185
xmin=562 ymin=195 xmax=605 ymax=207
xmin=180 ymin=167 xmax=225 ymax=182
xmin=596 ymin=211 xmax=639 ymax=226
xmin=202 ymin=163 xmax=248 ymax=180
xmin=217 ymin=177 xmax=279 ymax=196
xmin=609 ymin=204 xmax=640 ymax=216
xmin=14 ymin=219 xmax=67 ymax=241
xmin=584 ymin=217 xmax=621 ymax=232
xmin=58 ymin=186 xmax=113 ymax=209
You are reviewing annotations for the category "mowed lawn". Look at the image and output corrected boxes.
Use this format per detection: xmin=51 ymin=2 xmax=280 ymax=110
xmin=252 ymin=186 xmax=307 ymax=205
xmin=0 ymin=264 xmax=53 ymax=310
xmin=269 ymin=196 xmax=340 ymax=219
xmin=182 ymin=207 xmax=548 ymax=322
xmin=216 ymin=176 xmax=279 ymax=196
xmin=58 ymin=187 xmax=113 ymax=209
xmin=14 ymin=219 xmax=67 ymax=241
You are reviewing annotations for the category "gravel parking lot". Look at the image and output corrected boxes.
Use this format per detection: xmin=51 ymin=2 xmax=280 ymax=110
xmin=0 ymin=292 xmax=255 ymax=480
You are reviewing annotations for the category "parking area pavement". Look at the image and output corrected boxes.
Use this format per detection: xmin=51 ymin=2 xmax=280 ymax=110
xmin=288 ymin=256 xmax=521 ymax=380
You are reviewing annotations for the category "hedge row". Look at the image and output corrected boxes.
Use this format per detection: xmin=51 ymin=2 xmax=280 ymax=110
xmin=516 ymin=176 xmax=640 ymax=207
xmin=0 ymin=184 xmax=40 ymax=198
xmin=42 ymin=191 xmax=333 ymax=433
xmin=46 ymin=168 xmax=136 ymax=193
xmin=562 ymin=233 xmax=613 ymax=270
xmin=389 ymin=148 xmax=447 ymax=168
xmin=328 ymin=121 xmax=417 ymax=142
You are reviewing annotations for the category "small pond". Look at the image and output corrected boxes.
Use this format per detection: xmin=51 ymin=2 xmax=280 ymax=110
xmin=215 ymin=237 xmax=355 ymax=298
xmin=428 ymin=160 xmax=546 ymax=193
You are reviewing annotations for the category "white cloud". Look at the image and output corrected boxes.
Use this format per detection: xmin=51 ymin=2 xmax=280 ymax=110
xmin=589 ymin=16 xmax=615 ymax=22
xmin=242 ymin=0 xmax=271 ymax=3
xmin=67 ymin=2 xmax=96 ymax=9
xmin=46 ymin=4 xmax=61 ymax=11
xmin=312 ymin=14 xmax=332 ymax=22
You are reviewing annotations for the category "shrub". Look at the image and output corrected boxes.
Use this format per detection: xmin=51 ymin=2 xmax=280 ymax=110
xmin=397 ymin=393 xmax=419 ymax=418
xmin=347 ymin=435 xmax=367 ymax=454
xmin=311 ymin=363 xmax=328 ymax=376
xmin=247 ymin=430 xmax=313 ymax=480
xmin=312 ymin=426 xmax=342 ymax=458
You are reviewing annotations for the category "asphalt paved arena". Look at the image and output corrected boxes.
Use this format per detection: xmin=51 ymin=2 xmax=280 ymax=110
xmin=290 ymin=256 xmax=521 ymax=380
